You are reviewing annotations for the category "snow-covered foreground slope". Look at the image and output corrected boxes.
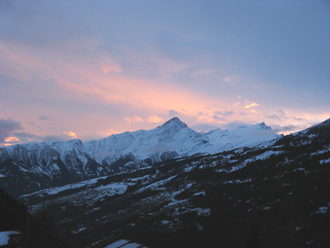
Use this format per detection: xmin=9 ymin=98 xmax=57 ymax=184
xmin=0 ymin=117 xmax=279 ymax=195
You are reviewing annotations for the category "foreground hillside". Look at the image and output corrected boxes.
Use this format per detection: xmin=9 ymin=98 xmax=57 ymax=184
xmin=19 ymin=118 xmax=330 ymax=248
xmin=0 ymin=188 xmax=67 ymax=247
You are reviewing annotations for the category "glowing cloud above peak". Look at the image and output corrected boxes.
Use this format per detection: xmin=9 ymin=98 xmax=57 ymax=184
xmin=147 ymin=115 xmax=163 ymax=123
xmin=4 ymin=137 xmax=20 ymax=143
xmin=64 ymin=130 xmax=78 ymax=139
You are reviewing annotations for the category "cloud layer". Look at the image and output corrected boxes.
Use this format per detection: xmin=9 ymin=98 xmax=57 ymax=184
xmin=0 ymin=0 xmax=329 ymax=145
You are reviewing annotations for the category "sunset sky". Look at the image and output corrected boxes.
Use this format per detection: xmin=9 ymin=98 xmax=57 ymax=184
xmin=1 ymin=0 xmax=330 ymax=146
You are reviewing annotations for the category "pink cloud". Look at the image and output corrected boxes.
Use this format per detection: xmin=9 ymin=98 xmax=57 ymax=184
xmin=147 ymin=115 xmax=163 ymax=123
xmin=2 ymin=34 xmax=329 ymax=141
xmin=124 ymin=116 xmax=143 ymax=124
xmin=1 ymin=37 xmax=229 ymax=122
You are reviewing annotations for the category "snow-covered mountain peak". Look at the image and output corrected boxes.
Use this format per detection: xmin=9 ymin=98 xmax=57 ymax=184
xmin=160 ymin=117 xmax=188 ymax=129
xmin=257 ymin=122 xmax=271 ymax=130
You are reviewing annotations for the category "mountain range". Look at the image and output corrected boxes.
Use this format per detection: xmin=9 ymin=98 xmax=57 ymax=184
xmin=13 ymin=117 xmax=330 ymax=248
xmin=2 ymin=117 xmax=330 ymax=247
xmin=0 ymin=117 xmax=278 ymax=196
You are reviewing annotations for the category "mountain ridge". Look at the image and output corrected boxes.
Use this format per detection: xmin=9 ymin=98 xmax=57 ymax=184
xmin=2 ymin=117 xmax=278 ymax=164
xmin=0 ymin=117 xmax=279 ymax=195
xmin=17 ymin=116 xmax=330 ymax=248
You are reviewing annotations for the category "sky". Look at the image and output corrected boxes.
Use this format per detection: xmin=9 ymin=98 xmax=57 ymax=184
xmin=1 ymin=0 xmax=330 ymax=146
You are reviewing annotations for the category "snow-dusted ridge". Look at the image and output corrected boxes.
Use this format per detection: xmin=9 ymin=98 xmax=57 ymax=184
xmin=83 ymin=117 xmax=279 ymax=163
xmin=0 ymin=117 xmax=279 ymax=181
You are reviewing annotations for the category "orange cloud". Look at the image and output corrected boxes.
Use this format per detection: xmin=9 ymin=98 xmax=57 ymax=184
xmin=124 ymin=116 xmax=143 ymax=124
xmin=107 ymin=129 xmax=120 ymax=135
xmin=244 ymin=102 xmax=259 ymax=109
xmin=5 ymin=137 xmax=20 ymax=142
xmin=147 ymin=115 xmax=163 ymax=123
xmin=64 ymin=130 xmax=78 ymax=139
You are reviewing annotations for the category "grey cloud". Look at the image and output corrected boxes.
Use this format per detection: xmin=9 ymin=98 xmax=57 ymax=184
xmin=13 ymin=132 xmax=74 ymax=143
xmin=264 ymin=115 xmax=281 ymax=121
xmin=43 ymin=135 xmax=72 ymax=142
xmin=191 ymin=124 xmax=220 ymax=132
xmin=214 ymin=111 xmax=233 ymax=117
xmin=213 ymin=115 xmax=227 ymax=121
xmin=277 ymin=109 xmax=285 ymax=116
xmin=271 ymin=125 xmax=304 ymax=133
xmin=221 ymin=121 xmax=250 ymax=130
xmin=38 ymin=115 xmax=51 ymax=121
xmin=0 ymin=118 xmax=24 ymax=142
xmin=13 ymin=132 xmax=40 ymax=141
xmin=293 ymin=116 xmax=306 ymax=121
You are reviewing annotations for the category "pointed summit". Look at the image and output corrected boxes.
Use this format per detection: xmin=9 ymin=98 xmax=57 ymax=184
xmin=161 ymin=117 xmax=188 ymax=129
xmin=253 ymin=122 xmax=272 ymax=130
xmin=259 ymin=122 xmax=271 ymax=130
